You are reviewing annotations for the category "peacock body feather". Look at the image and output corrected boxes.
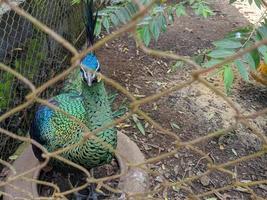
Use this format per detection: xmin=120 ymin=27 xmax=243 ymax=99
xmin=30 ymin=0 xmax=117 ymax=169
xmin=31 ymin=78 xmax=117 ymax=168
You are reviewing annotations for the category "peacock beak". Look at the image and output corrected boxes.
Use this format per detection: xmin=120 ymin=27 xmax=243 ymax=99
xmin=80 ymin=65 xmax=97 ymax=86
xmin=85 ymin=71 xmax=95 ymax=86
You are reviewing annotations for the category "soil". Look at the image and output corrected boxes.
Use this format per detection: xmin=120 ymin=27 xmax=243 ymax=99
xmin=94 ymin=0 xmax=267 ymax=199
xmin=39 ymin=158 xmax=120 ymax=199
xmin=35 ymin=0 xmax=267 ymax=199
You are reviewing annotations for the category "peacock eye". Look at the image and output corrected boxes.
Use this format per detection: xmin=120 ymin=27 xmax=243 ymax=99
xmin=80 ymin=67 xmax=88 ymax=81
xmin=80 ymin=68 xmax=86 ymax=76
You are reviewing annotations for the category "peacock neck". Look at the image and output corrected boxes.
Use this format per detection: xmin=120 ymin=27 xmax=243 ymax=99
xmin=82 ymin=80 xmax=114 ymax=133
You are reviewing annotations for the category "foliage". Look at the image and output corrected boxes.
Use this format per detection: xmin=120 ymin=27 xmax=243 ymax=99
xmin=0 ymin=37 xmax=46 ymax=110
xmin=71 ymin=0 xmax=213 ymax=45
xmin=203 ymin=20 xmax=267 ymax=94
xmin=0 ymin=72 xmax=13 ymax=109
xmin=197 ymin=0 xmax=267 ymax=94
xmin=15 ymin=37 xmax=46 ymax=80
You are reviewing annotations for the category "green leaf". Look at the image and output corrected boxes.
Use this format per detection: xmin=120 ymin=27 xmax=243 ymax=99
xmin=207 ymin=49 xmax=236 ymax=59
xmin=102 ymin=17 xmax=110 ymax=33
xmin=244 ymin=52 xmax=256 ymax=70
xmin=94 ymin=19 xmax=102 ymax=36
xmin=9 ymin=155 xmax=18 ymax=160
xmin=155 ymin=15 xmax=162 ymax=32
xmin=203 ymin=59 xmax=222 ymax=68
xmin=208 ymin=67 xmax=225 ymax=78
xmin=116 ymin=9 xmax=127 ymax=24
xmin=126 ymin=2 xmax=138 ymax=15
xmin=170 ymin=122 xmax=180 ymax=130
xmin=121 ymin=7 xmax=131 ymax=21
xmin=159 ymin=14 xmax=167 ymax=32
xmin=71 ymin=0 xmax=80 ymax=5
xmin=226 ymin=26 xmax=252 ymax=40
xmin=171 ymin=61 xmax=184 ymax=71
xmin=168 ymin=13 xmax=174 ymax=24
xmin=254 ymin=0 xmax=262 ymax=8
xmin=257 ymin=45 xmax=267 ymax=63
xmin=110 ymin=13 xmax=119 ymax=26
xmin=263 ymin=53 xmax=267 ymax=65
xmin=150 ymin=19 xmax=160 ymax=41
xmin=249 ymin=49 xmax=260 ymax=69
xmin=224 ymin=66 xmax=234 ymax=94
xmin=189 ymin=0 xmax=195 ymax=5
xmin=212 ymin=39 xmax=242 ymax=49
xmin=137 ymin=27 xmax=145 ymax=41
xmin=193 ymin=54 xmax=205 ymax=65
xmin=254 ymin=31 xmax=262 ymax=41
xmin=229 ymin=0 xmax=238 ymax=3
xmin=143 ymin=25 xmax=151 ymax=46
xmin=192 ymin=2 xmax=214 ymax=18
xmin=132 ymin=114 xmax=145 ymax=135
xmin=234 ymin=60 xmax=249 ymax=81
xmin=175 ymin=4 xmax=186 ymax=17
xmin=113 ymin=106 xmax=127 ymax=118
xmin=257 ymin=25 xmax=267 ymax=38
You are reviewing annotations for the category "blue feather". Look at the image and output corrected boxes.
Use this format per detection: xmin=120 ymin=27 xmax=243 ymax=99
xmin=81 ymin=53 xmax=99 ymax=71
xmin=30 ymin=100 xmax=56 ymax=161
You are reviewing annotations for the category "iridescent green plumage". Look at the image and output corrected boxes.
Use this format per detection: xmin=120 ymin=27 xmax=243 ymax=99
xmin=30 ymin=0 xmax=117 ymax=169
xmin=31 ymin=80 xmax=117 ymax=168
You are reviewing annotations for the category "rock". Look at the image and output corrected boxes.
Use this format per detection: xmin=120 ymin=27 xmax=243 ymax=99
xmin=155 ymin=176 xmax=164 ymax=183
xmin=200 ymin=175 xmax=210 ymax=186
xmin=164 ymin=172 xmax=171 ymax=179
xmin=259 ymin=184 xmax=267 ymax=191
xmin=174 ymin=165 xmax=179 ymax=176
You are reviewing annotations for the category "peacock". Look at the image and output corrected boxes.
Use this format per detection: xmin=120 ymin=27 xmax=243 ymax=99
xmin=30 ymin=0 xmax=117 ymax=185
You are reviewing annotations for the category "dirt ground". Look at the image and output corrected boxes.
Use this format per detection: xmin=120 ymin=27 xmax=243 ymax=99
xmin=96 ymin=0 xmax=267 ymax=199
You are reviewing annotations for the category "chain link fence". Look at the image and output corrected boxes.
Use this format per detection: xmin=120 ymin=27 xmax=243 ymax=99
xmin=0 ymin=0 xmax=85 ymax=161
xmin=0 ymin=0 xmax=267 ymax=199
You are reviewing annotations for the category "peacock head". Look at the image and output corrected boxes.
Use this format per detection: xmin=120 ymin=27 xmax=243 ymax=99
xmin=80 ymin=53 xmax=100 ymax=86
xmin=80 ymin=0 xmax=100 ymax=86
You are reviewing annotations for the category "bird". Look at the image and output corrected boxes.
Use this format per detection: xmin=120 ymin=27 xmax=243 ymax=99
xmin=250 ymin=60 xmax=267 ymax=86
xmin=30 ymin=0 xmax=117 ymax=172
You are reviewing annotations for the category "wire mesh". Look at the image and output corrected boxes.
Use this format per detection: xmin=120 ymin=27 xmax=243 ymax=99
xmin=0 ymin=0 xmax=85 ymax=161
xmin=0 ymin=0 xmax=267 ymax=199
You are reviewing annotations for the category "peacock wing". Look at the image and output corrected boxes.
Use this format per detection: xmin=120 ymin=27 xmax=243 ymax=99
xmin=30 ymin=92 xmax=87 ymax=161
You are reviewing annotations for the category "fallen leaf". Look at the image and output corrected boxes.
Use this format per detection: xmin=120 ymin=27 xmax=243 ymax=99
xmin=234 ymin=187 xmax=249 ymax=192
xmin=170 ymin=122 xmax=180 ymax=130
xmin=9 ymin=155 xmax=18 ymax=160
xmin=155 ymin=176 xmax=164 ymax=183
xmin=231 ymin=148 xmax=238 ymax=156
xmin=116 ymin=123 xmax=131 ymax=128
xmin=133 ymin=94 xmax=146 ymax=98
xmin=200 ymin=175 xmax=210 ymax=186
xmin=132 ymin=114 xmax=145 ymax=135
xmin=172 ymin=185 xmax=180 ymax=192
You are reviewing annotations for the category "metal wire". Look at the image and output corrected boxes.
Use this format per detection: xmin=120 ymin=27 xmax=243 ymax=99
xmin=0 ymin=0 xmax=84 ymax=161
xmin=0 ymin=0 xmax=266 ymax=199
